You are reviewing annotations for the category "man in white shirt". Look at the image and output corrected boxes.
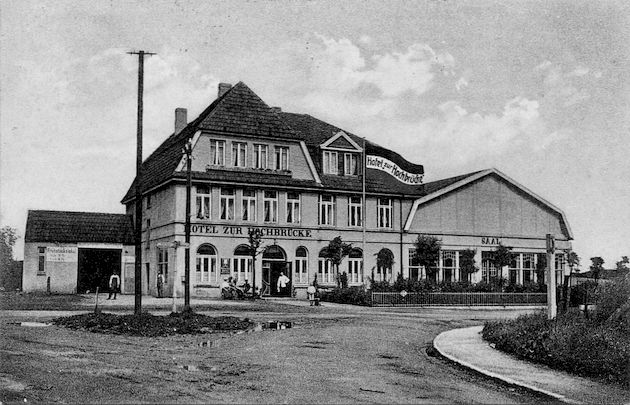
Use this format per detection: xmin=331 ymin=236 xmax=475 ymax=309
xmin=107 ymin=272 xmax=120 ymax=300
xmin=277 ymin=272 xmax=290 ymax=296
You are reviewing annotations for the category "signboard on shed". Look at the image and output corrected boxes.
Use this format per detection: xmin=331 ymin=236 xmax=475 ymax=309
xmin=46 ymin=247 xmax=78 ymax=262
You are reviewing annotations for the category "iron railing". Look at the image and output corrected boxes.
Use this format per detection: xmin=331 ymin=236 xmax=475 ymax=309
xmin=370 ymin=291 xmax=547 ymax=307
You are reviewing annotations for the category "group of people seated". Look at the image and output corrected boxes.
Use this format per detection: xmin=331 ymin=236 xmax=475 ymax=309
xmin=220 ymin=276 xmax=251 ymax=299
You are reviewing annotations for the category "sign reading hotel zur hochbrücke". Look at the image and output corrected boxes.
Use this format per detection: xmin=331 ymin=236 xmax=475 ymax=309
xmin=366 ymin=155 xmax=424 ymax=184
xmin=190 ymin=225 xmax=313 ymax=238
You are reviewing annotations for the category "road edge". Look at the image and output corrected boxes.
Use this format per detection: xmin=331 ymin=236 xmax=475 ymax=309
xmin=432 ymin=326 xmax=579 ymax=404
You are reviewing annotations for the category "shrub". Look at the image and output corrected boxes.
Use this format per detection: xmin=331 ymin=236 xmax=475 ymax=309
xmin=593 ymin=275 xmax=630 ymax=329
xmin=319 ymin=286 xmax=371 ymax=306
xmin=483 ymin=310 xmax=630 ymax=386
xmin=569 ymin=281 xmax=598 ymax=307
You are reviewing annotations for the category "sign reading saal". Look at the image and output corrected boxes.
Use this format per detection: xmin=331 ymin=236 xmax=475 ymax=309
xmin=46 ymin=247 xmax=78 ymax=262
xmin=366 ymin=155 xmax=423 ymax=185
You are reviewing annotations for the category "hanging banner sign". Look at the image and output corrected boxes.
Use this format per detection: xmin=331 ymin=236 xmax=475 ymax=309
xmin=366 ymin=155 xmax=423 ymax=184
xmin=46 ymin=247 xmax=78 ymax=262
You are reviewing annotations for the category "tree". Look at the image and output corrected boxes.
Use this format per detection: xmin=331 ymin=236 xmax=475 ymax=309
xmin=491 ymin=244 xmax=513 ymax=283
xmin=0 ymin=227 xmax=19 ymax=289
xmin=247 ymin=228 xmax=264 ymax=298
xmin=458 ymin=249 xmax=478 ymax=282
xmin=323 ymin=236 xmax=352 ymax=288
xmin=375 ymin=248 xmax=395 ymax=281
xmin=590 ymin=256 xmax=605 ymax=284
xmin=615 ymin=256 xmax=629 ymax=272
xmin=413 ymin=235 xmax=441 ymax=282
xmin=561 ymin=249 xmax=581 ymax=312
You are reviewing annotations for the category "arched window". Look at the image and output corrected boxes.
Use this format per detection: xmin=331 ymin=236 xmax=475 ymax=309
xmin=196 ymin=244 xmax=217 ymax=284
xmin=263 ymin=245 xmax=286 ymax=261
xmin=233 ymin=245 xmax=252 ymax=283
xmin=318 ymin=248 xmax=334 ymax=284
xmin=376 ymin=248 xmax=393 ymax=282
xmin=348 ymin=248 xmax=363 ymax=284
xmin=295 ymin=247 xmax=308 ymax=284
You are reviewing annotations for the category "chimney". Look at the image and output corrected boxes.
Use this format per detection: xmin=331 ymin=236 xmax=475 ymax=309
xmin=271 ymin=107 xmax=282 ymax=113
xmin=218 ymin=83 xmax=232 ymax=98
xmin=174 ymin=108 xmax=187 ymax=135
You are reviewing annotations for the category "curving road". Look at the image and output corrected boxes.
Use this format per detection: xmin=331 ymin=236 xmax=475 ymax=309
xmin=0 ymin=303 xmax=553 ymax=403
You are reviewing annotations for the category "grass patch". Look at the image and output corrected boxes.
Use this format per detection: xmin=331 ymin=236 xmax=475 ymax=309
xmin=483 ymin=310 xmax=630 ymax=386
xmin=52 ymin=312 xmax=255 ymax=337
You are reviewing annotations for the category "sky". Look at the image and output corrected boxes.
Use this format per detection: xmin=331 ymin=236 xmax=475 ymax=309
xmin=1 ymin=0 xmax=629 ymax=267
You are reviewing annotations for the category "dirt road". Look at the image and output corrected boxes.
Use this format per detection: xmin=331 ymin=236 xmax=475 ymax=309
xmin=0 ymin=303 xmax=552 ymax=403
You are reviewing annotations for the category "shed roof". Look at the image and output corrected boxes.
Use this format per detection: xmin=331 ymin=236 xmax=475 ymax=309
xmin=25 ymin=210 xmax=134 ymax=244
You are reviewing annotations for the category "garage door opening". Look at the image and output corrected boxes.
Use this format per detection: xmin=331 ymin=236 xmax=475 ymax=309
xmin=77 ymin=249 xmax=121 ymax=294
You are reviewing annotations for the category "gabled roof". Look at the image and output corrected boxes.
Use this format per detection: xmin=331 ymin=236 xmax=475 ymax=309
xmin=403 ymin=168 xmax=573 ymax=239
xmin=321 ymin=131 xmax=363 ymax=151
xmin=122 ymin=82 xmax=302 ymax=203
xmin=25 ymin=210 xmax=134 ymax=244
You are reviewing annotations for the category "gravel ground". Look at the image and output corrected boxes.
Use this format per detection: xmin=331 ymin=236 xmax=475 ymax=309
xmin=0 ymin=302 xmax=554 ymax=404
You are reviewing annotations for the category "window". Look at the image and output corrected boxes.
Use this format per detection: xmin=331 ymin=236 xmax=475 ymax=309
xmin=232 ymin=142 xmax=247 ymax=167
xmin=286 ymin=192 xmax=300 ymax=223
xmin=348 ymin=196 xmax=362 ymax=227
xmin=348 ymin=248 xmax=363 ymax=284
xmin=481 ymin=251 xmax=498 ymax=282
xmin=196 ymin=185 xmax=211 ymax=219
xmin=441 ymin=250 xmax=457 ymax=283
xmin=554 ymin=253 xmax=565 ymax=286
xmin=254 ymin=144 xmax=268 ymax=169
xmin=318 ymin=249 xmax=334 ymax=284
xmin=323 ymin=151 xmax=338 ymax=174
xmin=220 ymin=188 xmax=235 ymax=220
xmin=408 ymin=248 xmax=420 ymax=281
xmin=377 ymin=198 xmax=393 ymax=228
xmin=294 ymin=247 xmax=308 ymax=284
xmin=145 ymin=219 xmax=151 ymax=250
xmin=196 ymin=244 xmax=218 ymax=284
xmin=210 ymin=139 xmax=225 ymax=166
xmin=275 ymin=146 xmax=289 ymax=171
xmin=242 ymin=189 xmax=257 ymax=222
xmin=158 ymin=248 xmax=169 ymax=283
xmin=522 ymin=253 xmax=535 ymax=283
xmin=38 ymin=247 xmax=46 ymax=274
xmin=344 ymin=153 xmax=358 ymax=175
xmin=263 ymin=191 xmax=278 ymax=223
xmin=319 ymin=195 xmax=335 ymax=225
xmin=509 ymin=253 xmax=521 ymax=284
xmin=233 ymin=245 xmax=253 ymax=283
xmin=146 ymin=194 xmax=152 ymax=209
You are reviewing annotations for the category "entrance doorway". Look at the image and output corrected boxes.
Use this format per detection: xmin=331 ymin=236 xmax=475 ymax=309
xmin=77 ymin=248 xmax=121 ymax=294
xmin=261 ymin=245 xmax=291 ymax=297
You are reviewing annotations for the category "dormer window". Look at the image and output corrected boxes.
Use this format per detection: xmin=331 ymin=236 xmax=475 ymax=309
xmin=323 ymin=151 xmax=338 ymax=175
xmin=210 ymin=139 xmax=225 ymax=166
xmin=254 ymin=144 xmax=268 ymax=169
xmin=344 ymin=153 xmax=358 ymax=176
xmin=232 ymin=142 xmax=247 ymax=167
xmin=275 ymin=146 xmax=289 ymax=171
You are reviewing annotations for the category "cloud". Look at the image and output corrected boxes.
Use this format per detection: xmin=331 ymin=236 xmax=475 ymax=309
xmin=535 ymin=62 xmax=595 ymax=109
xmin=455 ymin=76 xmax=469 ymax=92
xmin=297 ymin=34 xmax=456 ymax=121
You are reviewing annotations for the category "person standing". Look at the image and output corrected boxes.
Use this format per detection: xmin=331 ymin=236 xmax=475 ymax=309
xmin=277 ymin=272 xmax=290 ymax=296
xmin=157 ymin=271 xmax=164 ymax=298
xmin=107 ymin=272 xmax=120 ymax=300
xmin=307 ymin=283 xmax=317 ymax=306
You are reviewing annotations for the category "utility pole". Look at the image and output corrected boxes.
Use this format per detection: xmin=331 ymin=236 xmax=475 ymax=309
xmin=546 ymin=233 xmax=557 ymax=319
xmin=183 ymin=140 xmax=193 ymax=312
xmin=128 ymin=50 xmax=155 ymax=316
